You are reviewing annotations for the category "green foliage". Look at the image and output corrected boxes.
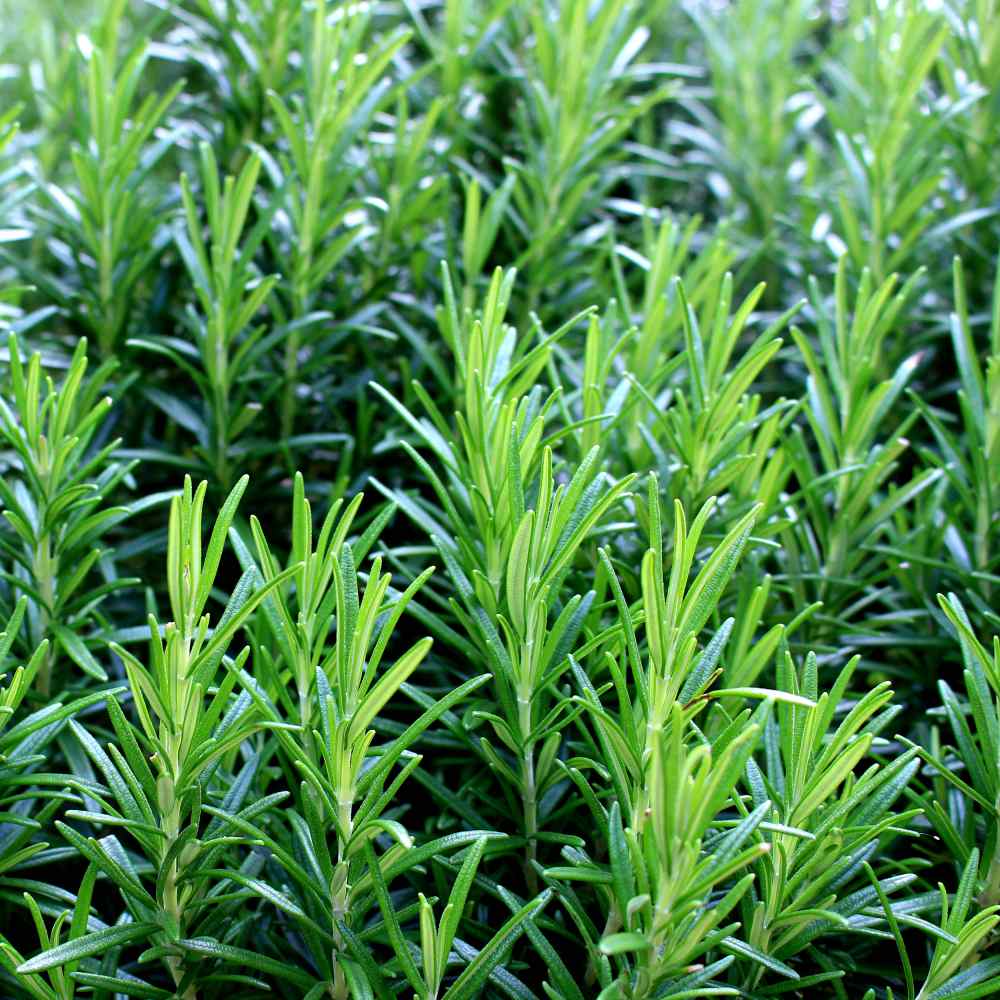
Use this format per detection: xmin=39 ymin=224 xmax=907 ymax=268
xmin=20 ymin=0 xmax=181 ymax=357
xmin=782 ymin=260 xmax=942 ymax=645
xmin=0 ymin=334 xmax=134 ymax=695
xmin=686 ymin=0 xmax=821 ymax=272
xmin=0 ymin=1 xmax=997 ymax=997
xmin=128 ymin=142 xmax=286 ymax=490
xmin=823 ymin=0 xmax=953 ymax=284
xmin=375 ymin=266 xmax=635 ymax=875
xmin=264 ymin=0 xmax=411 ymax=438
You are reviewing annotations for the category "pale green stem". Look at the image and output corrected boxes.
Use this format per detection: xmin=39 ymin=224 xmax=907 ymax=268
xmin=34 ymin=534 xmax=55 ymax=697
xmin=160 ymin=771 xmax=198 ymax=1000
xmin=965 ymin=831 xmax=1000 ymax=970
xmin=517 ymin=688 xmax=539 ymax=892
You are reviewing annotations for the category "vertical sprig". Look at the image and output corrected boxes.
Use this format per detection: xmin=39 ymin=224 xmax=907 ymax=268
xmin=550 ymin=483 xmax=787 ymax=997
xmin=227 ymin=479 xmax=505 ymax=996
xmin=686 ymin=0 xmax=821 ymax=284
xmin=266 ymin=1 xmax=410 ymax=441
xmin=374 ymin=267 xmax=634 ymax=877
xmin=912 ymin=851 xmax=1000 ymax=999
xmin=141 ymin=143 xmax=278 ymax=488
xmin=0 ymin=334 xmax=133 ymax=696
xmin=783 ymin=260 xmax=942 ymax=638
xmin=31 ymin=0 xmax=182 ymax=356
xmin=914 ymin=256 xmax=1000 ymax=625
xmin=738 ymin=652 xmax=919 ymax=987
xmin=823 ymin=0 xmax=950 ymax=282
xmin=15 ymin=476 xmax=296 ymax=996
xmin=612 ymin=213 xmax=734 ymax=395
xmin=233 ymin=472 xmax=394 ymax=737
xmin=502 ymin=0 xmax=676 ymax=316
xmin=632 ymin=273 xmax=799 ymax=523
xmin=916 ymin=595 xmax=1000 ymax=941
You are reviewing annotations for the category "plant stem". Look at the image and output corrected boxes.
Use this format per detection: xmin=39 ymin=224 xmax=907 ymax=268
xmin=281 ymin=328 xmax=301 ymax=443
xmin=212 ymin=383 xmax=231 ymax=489
xmin=282 ymin=226 xmax=312 ymax=442
xmin=966 ymin=838 xmax=1000 ymax=970
xmin=34 ymin=534 xmax=55 ymax=697
xmin=99 ymin=213 xmax=115 ymax=358
xmin=976 ymin=491 xmax=991 ymax=603
xmin=518 ymin=688 xmax=538 ymax=892
xmin=331 ymin=838 xmax=352 ymax=998
xmin=161 ymin=774 xmax=198 ymax=1000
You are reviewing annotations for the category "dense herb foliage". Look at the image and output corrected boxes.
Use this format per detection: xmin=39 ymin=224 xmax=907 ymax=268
xmin=0 ymin=0 xmax=997 ymax=996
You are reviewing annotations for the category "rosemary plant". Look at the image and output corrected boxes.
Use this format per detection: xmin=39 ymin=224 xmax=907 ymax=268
xmin=0 ymin=1 xmax=998 ymax=996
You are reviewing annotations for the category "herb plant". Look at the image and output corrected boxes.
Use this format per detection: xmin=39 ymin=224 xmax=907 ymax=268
xmin=0 ymin=1 xmax=998 ymax=997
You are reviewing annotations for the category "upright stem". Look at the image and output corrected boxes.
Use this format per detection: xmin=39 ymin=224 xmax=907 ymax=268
xmin=518 ymin=687 xmax=538 ymax=892
xmin=34 ymin=534 xmax=55 ymax=698
xmin=282 ymin=237 xmax=311 ymax=442
xmin=281 ymin=330 xmax=301 ymax=443
xmin=157 ymin=621 xmax=199 ymax=1000
xmin=330 ymin=818 xmax=352 ymax=999
xmin=160 ymin=770 xmax=199 ymax=1000
xmin=966 ymin=832 xmax=1000 ymax=970
xmin=976 ymin=491 xmax=991 ymax=603
xmin=298 ymin=689 xmax=317 ymax=762
xmin=212 ymin=383 xmax=231 ymax=489
xmin=99 ymin=213 xmax=115 ymax=358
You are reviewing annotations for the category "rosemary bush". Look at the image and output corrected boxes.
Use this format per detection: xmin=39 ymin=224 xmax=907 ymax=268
xmin=0 ymin=1 xmax=998 ymax=997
